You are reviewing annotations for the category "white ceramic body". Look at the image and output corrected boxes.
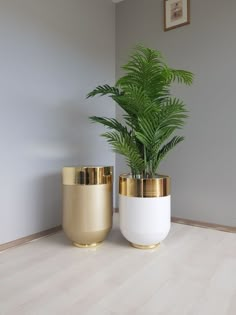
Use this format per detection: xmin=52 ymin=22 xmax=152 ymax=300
xmin=119 ymin=195 xmax=171 ymax=246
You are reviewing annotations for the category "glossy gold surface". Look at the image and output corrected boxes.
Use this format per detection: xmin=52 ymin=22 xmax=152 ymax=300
xmin=62 ymin=183 xmax=113 ymax=246
xmin=131 ymin=243 xmax=160 ymax=250
xmin=73 ymin=242 xmax=101 ymax=248
xmin=63 ymin=166 xmax=113 ymax=185
xmin=119 ymin=174 xmax=170 ymax=198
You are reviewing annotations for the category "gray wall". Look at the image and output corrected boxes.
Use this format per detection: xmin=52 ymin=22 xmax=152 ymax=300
xmin=0 ymin=0 xmax=115 ymax=244
xmin=116 ymin=0 xmax=236 ymax=226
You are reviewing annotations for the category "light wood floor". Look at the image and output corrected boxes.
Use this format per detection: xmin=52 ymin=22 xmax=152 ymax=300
xmin=0 ymin=214 xmax=236 ymax=315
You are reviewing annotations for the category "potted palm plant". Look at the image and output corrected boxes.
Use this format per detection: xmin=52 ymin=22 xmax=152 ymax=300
xmin=87 ymin=45 xmax=193 ymax=249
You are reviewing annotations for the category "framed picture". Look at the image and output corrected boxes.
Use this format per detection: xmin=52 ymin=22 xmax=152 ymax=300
xmin=164 ymin=0 xmax=190 ymax=31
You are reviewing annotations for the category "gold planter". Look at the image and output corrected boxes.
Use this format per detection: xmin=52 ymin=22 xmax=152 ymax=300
xmin=62 ymin=166 xmax=113 ymax=248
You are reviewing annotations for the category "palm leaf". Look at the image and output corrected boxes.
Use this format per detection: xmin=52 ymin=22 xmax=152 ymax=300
xmin=102 ymin=131 xmax=144 ymax=173
xmin=167 ymin=69 xmax=193 ymax=85
xmin=89 ymin=116 xmax=129 ymax=135
xmin=153 ymin=136 xmax=184 ymax=171
xmin=87 ymin=84 xmax=121 ymax=98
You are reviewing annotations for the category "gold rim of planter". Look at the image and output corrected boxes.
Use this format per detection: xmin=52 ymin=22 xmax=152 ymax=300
xmin=119 ymin=174 xmax=170 ymax=197
xmin=63 ymin=166 xmax=113 ymax=185
xmin=131 ymin=243 xmax=160 ymax=250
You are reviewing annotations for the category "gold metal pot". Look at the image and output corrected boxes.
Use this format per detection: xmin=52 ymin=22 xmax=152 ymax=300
xmin=62 ymin=166 xmax=113 ymax=248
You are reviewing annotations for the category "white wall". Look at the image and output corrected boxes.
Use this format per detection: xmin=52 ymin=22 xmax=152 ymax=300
xmin=116 ymin=0 xmax=236 ymax=226
xmin=0 ymin=0 xmax=116 ymax=244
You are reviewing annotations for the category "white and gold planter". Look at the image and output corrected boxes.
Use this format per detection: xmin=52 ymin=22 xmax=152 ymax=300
xmin=119 ymin=174 xmax=171 ymax=249
xmin=62 ymin=166 xmax=113 ymax=248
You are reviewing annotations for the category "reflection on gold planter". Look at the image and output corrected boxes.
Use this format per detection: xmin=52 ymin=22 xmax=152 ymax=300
xmin=62 ymin=166 xmax=113 ymax=248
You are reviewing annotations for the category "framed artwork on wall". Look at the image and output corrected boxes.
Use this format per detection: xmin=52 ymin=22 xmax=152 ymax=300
xmin=164 ymin=0 xmax=190 ymax=31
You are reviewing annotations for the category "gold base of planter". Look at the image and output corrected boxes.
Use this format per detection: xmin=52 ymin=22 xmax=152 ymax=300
xmin=73 ymin=242 xmax=102 ymax=248
xmin=131 ymin=243 xmax=160 ymax=250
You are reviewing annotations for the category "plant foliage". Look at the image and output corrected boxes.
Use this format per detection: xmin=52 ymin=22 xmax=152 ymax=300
xmin=87 ymin=45 xmax=193 ymax=177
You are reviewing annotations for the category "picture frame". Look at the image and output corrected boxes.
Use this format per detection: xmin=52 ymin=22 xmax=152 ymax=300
xmin=164 ymin=0 xmax=190 ymax=31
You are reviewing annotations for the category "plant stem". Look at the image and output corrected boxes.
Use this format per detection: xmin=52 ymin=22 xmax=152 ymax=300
xmin=143 ymin=145 xmax=147 ymax=177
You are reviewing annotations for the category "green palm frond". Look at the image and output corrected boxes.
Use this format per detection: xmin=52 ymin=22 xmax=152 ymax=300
xmin=115 ymin=85 xmax=151 ymax=117
xmin=166 ymin=69 xmax=193 ymax=85
xmin=116 ymin=46 xmax=169 ymax=101
xmin=157 ymin=98 xmax=188 ymax=130
xmin=87 ymin=45 xmax=193 ymax=176
xmin=87 ymin=84 xmax=135 ymax=116
xmin=102 ymin=131 xmax=144 ymax=173
xmin=153 ymin=136 xmax=184 ymax=171
xmin=87 ymin=84 xmax=121 ymax=98
xmin=135 ymin=98 xmax=187 ymax=148
xmin=89 ymin=116 xmax=129 ymax=134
